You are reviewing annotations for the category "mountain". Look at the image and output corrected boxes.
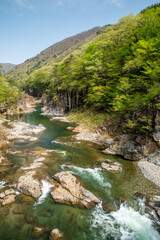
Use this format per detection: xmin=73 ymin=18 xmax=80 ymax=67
xmin=5 ymin=26 xmax=107 ymax=85
xmin=0 ymin=63 xmax=16 ymax=75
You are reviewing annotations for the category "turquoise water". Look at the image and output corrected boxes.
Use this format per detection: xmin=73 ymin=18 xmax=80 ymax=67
xmin=0 ymin=104 xmax=160 ymax=240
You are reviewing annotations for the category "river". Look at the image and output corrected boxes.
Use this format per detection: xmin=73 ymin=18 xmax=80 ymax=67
xmin=0 ymin=104 xmax=160 ymax=239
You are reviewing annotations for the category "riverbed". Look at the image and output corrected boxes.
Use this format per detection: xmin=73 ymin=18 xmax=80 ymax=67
xmin=0 ymin=104 xmax=160 ymax=240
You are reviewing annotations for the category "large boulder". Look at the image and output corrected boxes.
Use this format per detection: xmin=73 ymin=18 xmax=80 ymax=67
xmin=49 ymin=229 xmax=64 ymax=240
xmin=103 ymin=134 xmax=158 ymax=161
xmin=51 ymin=172 xmax=100 ymax=208
xmin=17 ymin=172 xmax=42 ymax=198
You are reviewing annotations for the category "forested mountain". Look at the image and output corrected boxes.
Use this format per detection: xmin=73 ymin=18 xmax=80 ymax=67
xmin=5 ymin=26 xmax=106 ymax=86
xmin=0 ymin=63 xmax=16 ymax=75
xmin=4 ymin=3 xmax=160 ymax=135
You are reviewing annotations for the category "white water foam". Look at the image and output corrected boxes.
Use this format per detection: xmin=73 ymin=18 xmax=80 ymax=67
xmin=34 ymin=180 xmax=54 ymax=207
xmin=90 ymin=202 xmax=160 ymax=240
xmin=61 ymin=165 xmax=111 ymax=188
xmin=0 ymin=181 xmax=6 ymax=189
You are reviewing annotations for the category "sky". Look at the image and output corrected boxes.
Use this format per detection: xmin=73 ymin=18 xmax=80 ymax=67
xmin=0 ymin=0 xmax=159 ymax=64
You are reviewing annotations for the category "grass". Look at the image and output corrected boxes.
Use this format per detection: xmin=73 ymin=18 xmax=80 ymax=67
xmin=68 ymin=109 xmax=106 ymax=131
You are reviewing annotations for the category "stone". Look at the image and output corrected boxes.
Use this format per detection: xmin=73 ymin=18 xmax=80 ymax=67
xmin=49 ymin=229 xmax=64 ymax=240
xmin=31 ymin=226 xmax=44 ymax=238
xmin=26 ymin=215 xmax=38 ymax=224
xmin=17 ymin=173 xmax=42 ymax=198
xmin=0 ymin=192 xmax=5 ymax=199
xmin=5 ymin=188 xmax=16 ymax=196
xmin=12 ymin=204 xmax=23 ymax=214
xmin=2 ymin=195 xmax=15 ymax=206
xmin=66 ymin=126 xmax=74 ymax=130
xmin=101 ymin=161 xmax=121 ymax=171
xmin=51 ymin=172 xmax=100 ymax=208
xmin=157 ymin=209 xmax=160 ymax=218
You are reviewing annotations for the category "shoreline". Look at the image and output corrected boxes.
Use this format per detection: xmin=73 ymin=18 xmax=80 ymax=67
xmin=71 ymin=124 xmax=160 ymax=188
xmin=138 ymin=161 xmax=160 ymax=187
xmin=42 ymin=108 xmax=160 ymax=189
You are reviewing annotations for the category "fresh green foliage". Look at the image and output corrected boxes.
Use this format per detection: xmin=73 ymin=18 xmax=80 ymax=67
xmin=5 ymin=3 xmax=160 ymax=134
xmin=0 ymin=70 xmax=21 ymax=112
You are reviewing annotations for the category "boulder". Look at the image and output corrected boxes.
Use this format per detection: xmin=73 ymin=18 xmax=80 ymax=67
xmin=49 ymin=229 xmax=64 ymax=240
xmin=17 ymin=172 xmax=42 ymax=198
xmin=31 ymin=226 xmax=44 ymax=238
xmin=101 ymin=161 xmax=121 ymax=171
xmin=51 ymin=172 xmax=100 ymax=208
xmin=5 ymin=188 xmax=16 ymax=196
xmin=2 ymin=195 xmax=15 ymax=206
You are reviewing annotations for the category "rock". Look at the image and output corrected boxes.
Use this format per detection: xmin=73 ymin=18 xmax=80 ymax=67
xmin=51 ymin=172 xmax=100 ymax=208
xmin=39 ymin=210 xmax=51 ymax=217
xmin=2 ymin=195 xmax=15 ymax=206
xmin=103 ymin=134 xmax=158 ymax=161
xmin=101 ymin=161 xmax=121 ymax=171
xmin=49 ymin=229 xmax=64 ymax=240
xmin=0 ymin=156 xmax=11 ymax=166
xmin=26 ymin=215 xmax=38 ymax=224
xmin=157 ymin=209 xmax=160 ymax=218
xmin=0 ymin=192 xmax=5 ymax=199
xmin=66 ymin=126 xmax=74 ymax=130
xmin=5 ymin=188 xmax=16 ymax=196
xmin=102 ymin=203 xmax=117 ymax=213
xmin=31 ymin=226 xmax=44 ymax=238
xmin=17 ymin=172 xmax=42 ymax=198
xmin=12 ymin=204 xmax=23 ymax=214
xmin=5 ymin=121 xmax=46 ymax=142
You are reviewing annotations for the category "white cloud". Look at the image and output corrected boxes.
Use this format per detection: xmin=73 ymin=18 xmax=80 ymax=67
xmin=12 ymin=0 xmax=34 ymax=9
xmin=54 ymin=0 xmax=122 ymax=8
xmin=10 ymin=0 xmax=122 ymax=10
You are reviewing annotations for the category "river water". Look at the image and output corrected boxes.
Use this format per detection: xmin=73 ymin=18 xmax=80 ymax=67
xmin=0 ymin=104 xmax=160 ymax=240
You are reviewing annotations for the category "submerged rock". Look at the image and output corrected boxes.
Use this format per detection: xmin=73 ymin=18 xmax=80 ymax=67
xmin=26 ymin=215 xmax=38 ymax=224
xmin=2 ymin=195 xmax=15 ymax=206
xmin=17 ymin=172 xmax=42 ymax=198
xmin=31 ymin=226 xmax=44 ymax=238
xmin=12 ymin=204 xmax=23 ymax=214
xmin=49 ymin=229 xmax=64 ymax=240
xmin=101 ymin=161 xmax=121 ymax=171
xmin=0 ymin=156 xmax=11 ymax=166
xmin=51 ymin=172 xmax=100 ymax=208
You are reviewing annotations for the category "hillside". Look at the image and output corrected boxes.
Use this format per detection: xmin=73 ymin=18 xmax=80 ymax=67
xmin=5 ymin=3 xmax=160 ymax=136
xmin=0 ymin=63 xmax=16 ymax=75
xmin=5 ymin=26 xmax=106 ymax=87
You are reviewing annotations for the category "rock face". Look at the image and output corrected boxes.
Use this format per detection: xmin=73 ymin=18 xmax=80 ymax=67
xmin=102 ymin=134 xmax=158 ymax=161
xmin=136 ymin=193 xmax=160 ymax=220
xmin=49 ymin=229 xmax=64 ymax=240
xmin=2 ymin=195 xmax=15 ymax=206
xmin=101 ymin=161 xmax=121 ymax=171
xmin=17 ymin=172 xmax=42 ymax=198
xmin=51 ymin=172 xmax=100 ymax=208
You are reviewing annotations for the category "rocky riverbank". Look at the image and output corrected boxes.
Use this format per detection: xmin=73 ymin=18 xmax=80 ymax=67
xmin=41 ymin=105 xmax=160 ymax=188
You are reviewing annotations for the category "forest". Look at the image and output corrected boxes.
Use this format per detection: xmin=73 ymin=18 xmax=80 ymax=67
xmin=2 ymin=3 xmax=160 ymax=134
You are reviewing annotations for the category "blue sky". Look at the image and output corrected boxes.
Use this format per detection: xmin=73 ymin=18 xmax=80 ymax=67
xmin=0 ymin=0 xmax=159 ymax=64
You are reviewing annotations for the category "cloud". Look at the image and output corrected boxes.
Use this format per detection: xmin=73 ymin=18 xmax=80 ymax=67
xmin=12 ymin=0 xmax=34 ymax=9
xmin=54 ymin=0 xmax=122 ymax=8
